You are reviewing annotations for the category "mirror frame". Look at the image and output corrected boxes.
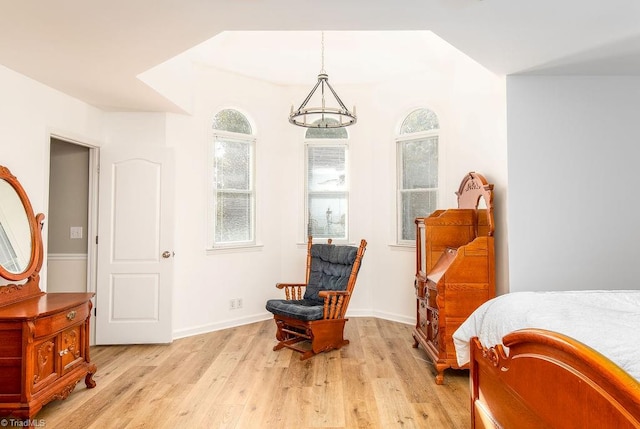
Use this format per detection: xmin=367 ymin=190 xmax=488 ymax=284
xmin=0 ymin=165 xmax=44 ymax=282
xmin=455 ymin=171 xmax=495 ymax=236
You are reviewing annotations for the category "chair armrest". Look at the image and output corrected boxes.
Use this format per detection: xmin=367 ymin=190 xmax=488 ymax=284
xmin=318 ymin=291 xmax=349 ymax=298
xmin=318 ymin=291 xmax=351 ymax=319
xmin=276 ymin=283 xmax=307 ymax=289
xmin=275 ymin=283 xmax=306 ymax=300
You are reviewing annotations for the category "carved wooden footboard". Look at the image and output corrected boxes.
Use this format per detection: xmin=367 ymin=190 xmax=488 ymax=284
xmin=470 ymin=329 xmax=640 ymax=429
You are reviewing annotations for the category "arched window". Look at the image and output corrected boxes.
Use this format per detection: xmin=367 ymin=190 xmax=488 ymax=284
xmin=305 ymin=118 xmax=348 ymax=139
xmin=305 ymin=118 xmax=349 ymax=241
xmin=396 ymin=108 xmax=439 ymax=244
xmin=400 ymin=108 xmax=439 ymax=134
xmin=209 ymin=109 xmax=255 ymax=247
xmin=212 ymin=109 xmax=252 ymax=134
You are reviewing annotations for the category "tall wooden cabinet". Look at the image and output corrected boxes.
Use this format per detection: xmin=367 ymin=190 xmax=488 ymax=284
xmin=0 ymin=166 xmax=96 ymax=419
xmin=412 ymin=172 xmax=496 ymax=384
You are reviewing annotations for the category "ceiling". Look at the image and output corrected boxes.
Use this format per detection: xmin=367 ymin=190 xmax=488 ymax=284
xmin=182 ymin=31 xmax=457 ymax=86
xmin=1 ymin=0 xmax=639 ymax=113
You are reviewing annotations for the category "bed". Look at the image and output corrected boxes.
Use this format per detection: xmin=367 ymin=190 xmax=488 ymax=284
xmin=452 ymin=290 xmax=640 ymax=429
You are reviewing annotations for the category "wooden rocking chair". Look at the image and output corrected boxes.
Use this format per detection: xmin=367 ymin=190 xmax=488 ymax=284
xmin=265 ymin=237 xmax=367 ymax=360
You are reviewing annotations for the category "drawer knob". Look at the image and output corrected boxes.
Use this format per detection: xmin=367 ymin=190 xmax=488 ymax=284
xmin=66 ymin=310 xmax=77 ymax=321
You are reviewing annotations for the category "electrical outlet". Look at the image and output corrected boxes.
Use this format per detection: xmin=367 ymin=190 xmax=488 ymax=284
xmin=229 ymin=298 xmax=243 ymax=310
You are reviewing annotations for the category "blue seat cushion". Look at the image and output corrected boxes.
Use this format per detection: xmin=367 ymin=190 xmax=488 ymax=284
xmin=266 ymin=243 xmax=359 ymax=322
xmin=265 ymin=299 xmax=324 ymax=321
xmin=303 ymin=243 xmax=358 ymax=302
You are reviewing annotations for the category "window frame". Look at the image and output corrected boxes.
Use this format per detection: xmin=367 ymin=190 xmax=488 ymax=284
xmin=395 ymin=109 xmax=440 ymax=246
xmin=304 ymin=140 xmax=350 ymax=243
xmin=208 ymin=111 xmax=257 ymax=250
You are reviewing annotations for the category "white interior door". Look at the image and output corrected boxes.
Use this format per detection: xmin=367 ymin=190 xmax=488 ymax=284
xmin=95 ymin=147 xmax=174 ymax=344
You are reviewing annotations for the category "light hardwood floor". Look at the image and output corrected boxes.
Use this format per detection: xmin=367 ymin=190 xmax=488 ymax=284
xmin=36 ymin=317 xmax=470 ymax=428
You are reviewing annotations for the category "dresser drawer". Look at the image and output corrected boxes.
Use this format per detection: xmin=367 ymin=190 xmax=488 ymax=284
xmin=60 ymin=325 xmax=85 ymax=375
xmin=33 ymin=304 xmax=89 ymax=338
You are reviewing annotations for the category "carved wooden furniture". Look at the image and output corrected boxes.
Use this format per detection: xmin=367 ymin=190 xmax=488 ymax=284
xmin=470 ymin=330 xmax=640 ymax=428
xmin=453 ymin=290 xmax=640 ymax=428
xmin=412 ymin=172 xmax=495 ymax=384
xmin=265 ymin=236 xmax=367 ymax=360
xmin=0 ymin=165 xmax=96 ymax=419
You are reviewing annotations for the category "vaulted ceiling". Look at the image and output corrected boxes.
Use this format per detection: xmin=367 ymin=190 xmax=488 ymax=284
xmin=1 ymin=0 xmax=639 ymax=112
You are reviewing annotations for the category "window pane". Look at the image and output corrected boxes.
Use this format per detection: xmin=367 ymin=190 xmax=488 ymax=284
xmin=307 ymin=146 xmax=346 ymax=192
xmin=0 ymin=222 xmax=20 ymax=272
xmin=308 ymin=193 xmax=347 ymax=239
xmin=402 ymin=137 xmax=438 ymax=189
xmin=305 ymin=119 xmax=348 ymax=139
xmin=400 ymin=108 xmax=439 ymax=134
xmin=212 ymin=109 xmax=252 ymax=134
xmin=215 ymin=192 xmax=252 ymax=242
xmin=214 ymin=140 xmax=250 ymax=190
xmin=401 ymin=190 xmax=437 ymax=241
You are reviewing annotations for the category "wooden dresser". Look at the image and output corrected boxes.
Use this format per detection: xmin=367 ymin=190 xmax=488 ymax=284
xmin=412 ymin=172 xmax=496 ymax=384
xmin=0 ymin=165 xmax=96 ymax=419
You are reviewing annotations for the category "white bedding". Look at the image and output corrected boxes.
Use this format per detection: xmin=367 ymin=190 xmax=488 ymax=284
xmin=452 ymin=290 xmax=640 ymax=381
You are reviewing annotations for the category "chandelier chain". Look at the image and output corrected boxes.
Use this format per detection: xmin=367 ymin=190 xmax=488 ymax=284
xmin=320 ymin=31 xmax=325 ymax=74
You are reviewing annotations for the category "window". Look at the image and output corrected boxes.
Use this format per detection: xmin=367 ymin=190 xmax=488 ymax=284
xmin=0 ymin=222 xmax=20 ymax=272
xmin=305 ymin=118 xmax=348 ymax=241
xmin=397 ymin=108 xmax=439 ymax=244
xmin=209 ymin=109 xmax=255 ymax=247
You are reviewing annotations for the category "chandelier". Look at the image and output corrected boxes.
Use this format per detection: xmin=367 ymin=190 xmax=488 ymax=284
xmin=289 ymin=32 xmax=357 ymax=128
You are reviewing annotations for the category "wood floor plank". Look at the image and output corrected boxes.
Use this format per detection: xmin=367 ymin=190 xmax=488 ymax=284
xmin=126 ymin=382 xmax=192 ymax=428
xmin=193 ymin=404 xmax=244 ymax=429
xmin=234 ymin=367 xmax=289 ymax=428
xmin=306 ymin=354 xmax=345 ymax=427
xmin=171 ymin=351 xmax=246 ymax=424
xmin=38 ymin=365 xmax=157 ymax=428
xmin=341 ymin=361 xmax=381 ymax=428
xmin=32 ymin=318 xmax=469 ymax=428
xmin=371 ymin=377 xmax=423 ymax=428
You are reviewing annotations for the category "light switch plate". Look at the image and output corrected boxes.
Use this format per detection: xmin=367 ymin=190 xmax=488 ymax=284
xmin=70 ymin=226 xmax=83 ymax=239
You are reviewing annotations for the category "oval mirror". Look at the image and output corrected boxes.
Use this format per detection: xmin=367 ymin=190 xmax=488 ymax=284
xmin=0 ymin=178 xmax=33 ymax=275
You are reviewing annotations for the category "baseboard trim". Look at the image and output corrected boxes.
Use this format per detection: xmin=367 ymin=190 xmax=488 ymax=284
xmin=369 ymin=310 xmax=414 ymax=325
xmin=172 ymin=310 xmax=413 ymax=340
xmin=172 ymin=313 xmax=273 ymax=340
xmin=48 ymin=253 xmax=88 ymax=261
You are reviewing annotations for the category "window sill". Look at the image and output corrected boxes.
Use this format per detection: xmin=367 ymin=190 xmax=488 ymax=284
xmin=296 ymin=240 xmax=357 ymax=247
xmin=388 ymin=243 xmax=415 ymax=251
xmin=206 ymin=243 xmax=264 ymax=255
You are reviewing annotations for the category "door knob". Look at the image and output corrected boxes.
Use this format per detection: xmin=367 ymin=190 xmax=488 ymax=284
xmin=162 ymin=251 xmax=174 ymax=258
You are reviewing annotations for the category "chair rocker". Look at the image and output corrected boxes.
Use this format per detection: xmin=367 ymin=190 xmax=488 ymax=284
xmin=265 ymin=237 xmax=367 ymax=360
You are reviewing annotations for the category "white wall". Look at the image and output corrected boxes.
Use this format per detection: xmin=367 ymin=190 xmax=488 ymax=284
xmin=0 ymin=65 xmax=104 ymax=291
xmin=5 ymin=58 xmax=638 ymax=339
xmin=167 ymin=67 xmax=289 ymax=337
xmin=0 ymin=57 xmax=507 ymax=340
xmin=369 ymin=56 xmax=509 ymax=322
xmin=167 ymin=54 xmax=507 ymax=336
xmin=47 ymin=256 xmax=87 ymax=293
xmin=507 ymin=76 xmax=640 ymax=292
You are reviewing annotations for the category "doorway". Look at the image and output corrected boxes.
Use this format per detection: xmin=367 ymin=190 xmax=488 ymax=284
xmin=47 ymin=137 xmax=98 ymax=299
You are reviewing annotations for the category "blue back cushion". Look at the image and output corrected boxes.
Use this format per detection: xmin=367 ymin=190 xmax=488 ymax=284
xmin=303 ymin=244 xmax=358 ymax=303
